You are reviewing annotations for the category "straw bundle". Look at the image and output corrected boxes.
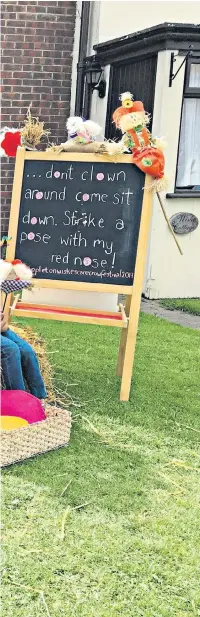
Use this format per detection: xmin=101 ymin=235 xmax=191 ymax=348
xmin=47 ymin=140 xmax=109 ymax=155
xmin=21 ymin=106 xmax=50 ymax=149
xmin=47 ymin=138 xmax=125 ymax=157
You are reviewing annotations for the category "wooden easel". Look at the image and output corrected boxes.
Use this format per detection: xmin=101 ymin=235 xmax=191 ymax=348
xmin=117 ymin=178 xmax=152 ymax=400
xmin=6 ymin=149 xmax=153 ymax=401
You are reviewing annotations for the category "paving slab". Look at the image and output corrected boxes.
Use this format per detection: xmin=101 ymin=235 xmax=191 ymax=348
xmin=141 ymin=299 xmax=200 ymax=330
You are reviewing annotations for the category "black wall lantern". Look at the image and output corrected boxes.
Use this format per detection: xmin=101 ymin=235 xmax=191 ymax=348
xmin=84 ymin=58 xmax=106 ymax=98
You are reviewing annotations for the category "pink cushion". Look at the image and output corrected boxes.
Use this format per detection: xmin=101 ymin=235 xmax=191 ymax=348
xmin=1 ymin=390 xmax=46 ymax=424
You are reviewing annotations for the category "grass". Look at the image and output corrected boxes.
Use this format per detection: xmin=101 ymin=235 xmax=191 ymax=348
xmin=160 ymin=298 xmax=200 ymax=316
xmin=2 ymin=313 xmax=200 ymax=617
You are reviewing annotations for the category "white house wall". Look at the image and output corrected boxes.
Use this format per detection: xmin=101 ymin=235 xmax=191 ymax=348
xmin=97 ymin=1 xmax=200 ymax=44
xmin=90 ymin=64 xmax=110 ymax=136
xmin=145 ymin=51 xmax=200 ymax=299
xmin=90 ymin=48 xmax=200 ymax=298
xmin=89 ymin=2 xmax=200 ymax=299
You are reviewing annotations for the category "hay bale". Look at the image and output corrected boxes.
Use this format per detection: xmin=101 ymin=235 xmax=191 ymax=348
xmin=11 ymin=324 xmax=55 ymax=403
xmin=2 ymin=324 xmax=78 ymax=409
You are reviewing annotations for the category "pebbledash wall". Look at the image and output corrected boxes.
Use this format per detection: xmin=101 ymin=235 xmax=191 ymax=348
xmin=1 ymin=0 xmax=76 ymax=233
xmin=85 ymin=2 xmax=200 ymax=299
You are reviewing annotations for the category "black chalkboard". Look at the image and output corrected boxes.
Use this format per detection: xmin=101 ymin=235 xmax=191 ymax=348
xmin=15 ymin=158 xmax=145 ymax=286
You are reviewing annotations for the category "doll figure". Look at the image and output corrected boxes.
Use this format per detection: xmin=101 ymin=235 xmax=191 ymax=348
xmin=66 ymin=117 xmax=102 ymax=144
xmin=113 ymin=92 xmax=167 ymax=190
xmin=113 ymin=92 xmax=150 ymax=150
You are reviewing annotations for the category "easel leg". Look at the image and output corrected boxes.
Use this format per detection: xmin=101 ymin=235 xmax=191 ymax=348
xmin=116 ymin=296 xmax=131 ymax=377
xmin=119 ymin=175 xmax=153 ymax=401
xmin=120 ymin=304 xmax=140 ymax=402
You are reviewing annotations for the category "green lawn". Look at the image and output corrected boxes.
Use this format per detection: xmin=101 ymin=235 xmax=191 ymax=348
xmin=160 ymin=298 xmax=200 ymax=316
xmin=2 ymin=314 xmax=200 ymax=617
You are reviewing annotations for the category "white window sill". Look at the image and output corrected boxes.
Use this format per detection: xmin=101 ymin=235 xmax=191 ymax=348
xmin=166 ymin=192 xmax=200 ymax=199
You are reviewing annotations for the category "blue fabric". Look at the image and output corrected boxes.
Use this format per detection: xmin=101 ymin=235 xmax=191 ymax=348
xmin=1 ymin=329 xmax=47 ymax=399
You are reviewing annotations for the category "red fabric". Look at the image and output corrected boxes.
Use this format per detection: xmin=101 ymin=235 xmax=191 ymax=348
xmin=1 ymin=390 xmax=46 ymax=423
xmin=16 ymin=303 xmax=123 ymax=320
xmin=11 ymin=259 xmax=23 ymax=265
xmin=1 ymin=131 xmax=21 ymax=157
xmin=140 ymin=128 xmax=150 ymax=147
xmin=128 ymin=127 xmax=150 ymax=148
xmin=128 ymin=129 xmax=140 ymax=148
xmin=132 ymin=146 xmax=165 ymax=179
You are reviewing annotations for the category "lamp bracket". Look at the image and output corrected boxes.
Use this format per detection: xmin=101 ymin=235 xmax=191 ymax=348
xmin=94 ymin=78 xmax=106 ymax=99
xmin=169 ymin=46 xmax=193 ymax=87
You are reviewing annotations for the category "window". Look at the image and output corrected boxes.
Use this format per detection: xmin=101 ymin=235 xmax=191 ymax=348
xmin=176 ymin=59 xmax=200 ymax=192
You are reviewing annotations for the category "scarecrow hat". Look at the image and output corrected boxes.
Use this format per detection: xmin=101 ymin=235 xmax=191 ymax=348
xmin=113 ymin=92 xmax=145 ymax=127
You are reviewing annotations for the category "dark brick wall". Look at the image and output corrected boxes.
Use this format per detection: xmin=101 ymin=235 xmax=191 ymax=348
xmin=1 ymin=0 xmax=76 ymax=233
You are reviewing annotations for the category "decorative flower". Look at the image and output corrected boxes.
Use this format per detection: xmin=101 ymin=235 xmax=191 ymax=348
xmin=142 ymin=158 xmax=153 ymax=166
xmin=1 ymin=130 xmax=21 ymax=157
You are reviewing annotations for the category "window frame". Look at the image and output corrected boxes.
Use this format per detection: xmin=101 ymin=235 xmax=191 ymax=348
xmin=184 ymin=57 xmax=200 ymax=96
xmin=175 ymin=57 xmax=200 ymax=194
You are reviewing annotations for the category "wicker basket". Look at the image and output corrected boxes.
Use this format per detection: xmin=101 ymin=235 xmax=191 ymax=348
xmin=1 ymin=404 xmax=72 ymax=468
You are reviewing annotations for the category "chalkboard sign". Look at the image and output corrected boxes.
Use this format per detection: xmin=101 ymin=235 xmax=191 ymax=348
xmin=13 ymin=154 xmax=145 ymax=287
xmin=7 ymin=150 xmax=153 ymax=402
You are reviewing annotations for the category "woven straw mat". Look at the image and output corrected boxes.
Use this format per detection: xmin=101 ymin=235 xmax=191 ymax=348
xmin=1 ymin=404 xmax=72 ymax=467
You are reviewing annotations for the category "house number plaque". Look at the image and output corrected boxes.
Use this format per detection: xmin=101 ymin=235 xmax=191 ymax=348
xmin=169 ymin=212 xmax=199 ymax=234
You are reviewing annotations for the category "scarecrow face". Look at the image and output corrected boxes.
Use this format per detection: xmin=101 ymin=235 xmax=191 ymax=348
xmin=119 ymin=111 xmax=147 ymax=132
xmin=6 ymin=267 xmax=18 ymax=281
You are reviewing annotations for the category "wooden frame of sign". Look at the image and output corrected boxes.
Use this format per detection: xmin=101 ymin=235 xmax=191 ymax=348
xmin=6 ymin=148 xmax=153 ymax=401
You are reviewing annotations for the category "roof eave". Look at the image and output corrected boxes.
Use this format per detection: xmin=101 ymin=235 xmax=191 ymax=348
xmin=93 ymin=22 xmax=200 ymax=64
